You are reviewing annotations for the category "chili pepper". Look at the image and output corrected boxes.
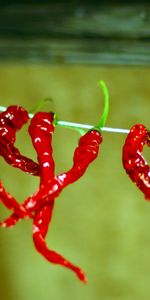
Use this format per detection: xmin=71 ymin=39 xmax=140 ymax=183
xmin=0 ymin=105 xmax=40 ymax=175
xmin=27 ymin=112 xmax=88 ymax=282
xmin=122 ymin=124 xmax=150 ymax=199
xmin=31 ymin=117 xmax=103 ymax=282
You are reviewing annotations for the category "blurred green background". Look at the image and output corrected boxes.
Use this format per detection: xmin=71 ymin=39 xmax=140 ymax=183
xmin=0 ymin=65 xmax=149 ymax=300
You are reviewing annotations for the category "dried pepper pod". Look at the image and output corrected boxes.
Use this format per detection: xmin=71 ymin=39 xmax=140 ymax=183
xmin=122 ymin=124 xmax=150 ymax=199
xmin=0 ymin=105 xmax=39 ymax=175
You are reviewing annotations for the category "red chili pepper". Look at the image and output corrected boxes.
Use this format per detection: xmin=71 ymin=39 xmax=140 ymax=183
xmin=122 ymin=124 xmax=150 ymax=199
xmin=28 ymin=112 xmax=91 ymax=282
xmin=0 ymin=105 xmax=40 ymax=176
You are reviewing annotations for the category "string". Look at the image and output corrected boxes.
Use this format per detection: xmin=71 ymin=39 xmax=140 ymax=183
xmin=55 ymin=120 xmax=129 ymax=134
xmin=0 ymin=105 xmax=129 ymax=134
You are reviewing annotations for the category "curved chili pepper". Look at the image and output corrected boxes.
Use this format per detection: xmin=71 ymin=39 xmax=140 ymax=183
xmin=122 ymin=124 xmax=150 ymax=199
xmin=0 ymin=105 xmax=40 ymax=176
xmin=27 ymin=112 xmax=88 ymax=282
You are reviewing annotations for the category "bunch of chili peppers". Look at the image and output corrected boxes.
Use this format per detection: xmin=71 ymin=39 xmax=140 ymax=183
xmin=0 ymin=81 xmax=149 ymax=284
xmin=0 ymin=81 xmax=109 ymax=283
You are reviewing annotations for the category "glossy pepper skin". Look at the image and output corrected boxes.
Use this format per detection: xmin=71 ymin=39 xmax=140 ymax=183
xmin=122 ymin=124 xmax=150 ymax=199
xmin=0 ymin=105 xmax=40 ymax=176
xmin=1 ymin=112 xmax=102 ymax=282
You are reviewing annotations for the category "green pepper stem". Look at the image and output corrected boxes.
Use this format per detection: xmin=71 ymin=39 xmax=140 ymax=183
xmin=29 ymin=98 xmax=53 ymax=114
xmin=93 ymin=80 xmax=109 ymax=132
xmin=56 ymin=80 xmax=109 ymax=135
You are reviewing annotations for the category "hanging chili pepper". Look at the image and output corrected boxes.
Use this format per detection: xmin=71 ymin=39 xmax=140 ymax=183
xmin=122 ymin=124 xmax=150 ymax=199
xmin=0 ymin=105 xmax=40 ymax=175
xmin=18 ymin=112 xmax=87 ymax=281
